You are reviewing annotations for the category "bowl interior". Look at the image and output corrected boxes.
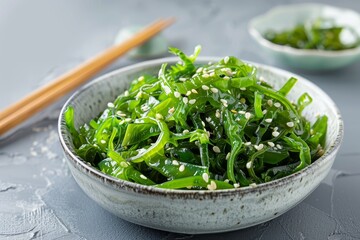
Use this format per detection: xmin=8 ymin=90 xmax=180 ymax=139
xmin=59 ymin=57 xmax=343 ymax=190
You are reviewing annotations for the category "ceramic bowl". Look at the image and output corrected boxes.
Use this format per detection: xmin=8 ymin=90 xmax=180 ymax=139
xmin=249 ymin=3 xmax=360 ymax=70
xmin=58 ymin=57 xmax=343 ymax=234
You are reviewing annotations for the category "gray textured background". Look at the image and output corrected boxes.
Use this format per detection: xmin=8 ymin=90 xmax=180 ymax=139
xmin=1 ymin=0 xmax=360 ymax=239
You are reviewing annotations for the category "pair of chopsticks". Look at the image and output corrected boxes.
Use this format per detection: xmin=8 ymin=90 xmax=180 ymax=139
xmin=0 ymin=18 xmax=175 ymax=136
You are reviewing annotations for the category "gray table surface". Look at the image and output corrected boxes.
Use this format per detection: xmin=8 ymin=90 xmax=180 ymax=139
xmin=1 ymin=0 xmax=359 ymax=239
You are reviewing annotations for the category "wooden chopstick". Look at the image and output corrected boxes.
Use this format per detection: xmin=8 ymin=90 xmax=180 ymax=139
xmin=0 ymin=18 xmax=175 ymax=136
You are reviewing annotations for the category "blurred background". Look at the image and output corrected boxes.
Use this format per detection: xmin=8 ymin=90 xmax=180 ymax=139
xmin=1 ymin=0 xmax=358 ymax=110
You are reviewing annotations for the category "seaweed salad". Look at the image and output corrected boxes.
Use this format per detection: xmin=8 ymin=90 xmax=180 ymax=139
xmin=65 ymin=46 xmax=327 ymax=190
xmin=264 ymin=18 xmax=360 ymax=51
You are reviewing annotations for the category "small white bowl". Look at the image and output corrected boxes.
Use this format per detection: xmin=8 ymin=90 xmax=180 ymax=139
xmin=249 ymin=3 xmax=360 ymax=70
xmin=58 ymin=57 xmax=343 ymax=234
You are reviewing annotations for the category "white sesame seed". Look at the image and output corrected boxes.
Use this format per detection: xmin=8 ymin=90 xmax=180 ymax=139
xmin=262 ymin=109 xmax=268 ymax=114
xmin=274 ymin=102 xmax=281 ymax=108
xmin=100 ymin=140 xmax=106 ymax=144
xmin=207 ymin=180 xmax=217 ymax=190
xmin=240 ymin=87 xmax=246 ymax=91
xmin=274 ymin=127 xmax=279 ymax=131
xmin=276 ymin=144 xmax=282 ymax=149
xmin=238 ymin=110 xmax=246 ymax=114
xmin=186 ymin=90 xmax=192 ymax=96
xmin=240 ymin=98 xmax=246 ymax=104
xmin=286 ymin=122 xmax=294 ymax=127
xmin=183 ymin=97 xmax=189 ymax=104
xmin=207 ymin=131 xmax=211 ymax=137
xmin=213 ymin=146 xmax=221 ymax=153
xmin=215 ymin=110 xmax=221 ymax=118
xmin=107 ymin=102 xmax=115 ymax=108
xmin=172 ymin=160 xmax=179 ymax=166
xmin=244 ymin=142 xmax=252 ymax=146
xmin=249 ymin=183 xmax=257 ymax=188
xmin=226 ymin=70 xmax=233 ymax=77
xmin=220 ymin=99 xmax=227 ymax=105
xmin=179 ymin=165 xmax=185 ymax=172
xmin=191 ymin=89 xmax=198 ymax=94
xmin=202 ymin=73 xmax=210 ymax=78
xmin=189 ymin=99 xmax=196 ymax=105
xmin=179 ymin=77 xmax=187 ymax=82
xmin=272 ymin=131 xmax=280 ymax=137
xmin=202 ymin=85 xmax=210 ymax=90
xmin=267 ymin=142 xmax=275 ymax=147
xmin=174 ymin=91 xmax=181 ymax=98
xmin=138 ymin=76 xmax=145 ymax=81
xmin=136 ymin=91 xmax=143 ymax=99
xmin=140 ymin=174 xmax=147 ymax=179
xmin=245 ymin=112 xmax=251 ymax=120
xmin=310 ymin=129 xmax=314 ymax=135
xmin=168 ymin=107 xmax=175 ymax=114
xmin=226 ymin=152 xmax=231 ymax=160
xmin=201 ymin=121 xmax=206 ymax=127
xmin=155 ymin=113 xmax=163 ymax=120
xmin=220 ymin=100 xmax=228 ymax=108
xmin=210 ymin=87 xmax=219 ymax=93
xmin=125 ymin=118 xmax=132 ymax=122
xmin=246 ymin=161 xmax=252 ymax=169
xmin=265 ymin=118 xmax=273 ymax=123
xmin=224 ymin=56 xmax=230 ymax=64
xmin=183 ymin=129 xmax=189 ymax=134
xmin=254 ymin=144 xmax=264 ymax=151
xmin=205 ymin=117 xmax=211 ymax=122
xmin=224 ymin=179 xmax=230 ymax=183
xmin=202 ymin=173 xmax=209 ymax=183
xmin=163 ymin=86 xmax=171 ymax=94
xmin=124 ymin=90 xmax=129 ymax=97
xmin=267 ymin=99 xmax=273 ymax=106
xmin=223 ymin=76 xmax=230 ymax=80
xmin=196 ymin=67 xmax=203 ymax=73
xmin=210 ymin=72 xmax=215 ymax=77
xmin=233 ymin=183 xmax=240 ymax=188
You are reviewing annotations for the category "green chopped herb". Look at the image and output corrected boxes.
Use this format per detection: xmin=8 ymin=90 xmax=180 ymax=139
xmin=65 ymin=46 xmax=327 ymax=190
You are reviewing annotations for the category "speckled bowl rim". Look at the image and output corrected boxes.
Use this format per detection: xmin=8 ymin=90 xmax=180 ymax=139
xmin=58 ymin=57 xmax=344 ymax=198
xmin=248 ymin=3 xmax=360 ymax=57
